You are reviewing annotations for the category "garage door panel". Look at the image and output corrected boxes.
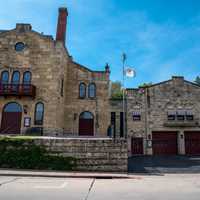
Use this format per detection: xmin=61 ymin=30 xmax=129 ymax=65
xmin=185 ymin=131 xmax=200 ymax=155
xmin=152 ymin=132 xmax=178 ymax=155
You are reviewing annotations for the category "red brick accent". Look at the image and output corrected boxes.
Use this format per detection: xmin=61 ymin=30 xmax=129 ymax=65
xmin=56 ymin=7 xmax=68 ymax=44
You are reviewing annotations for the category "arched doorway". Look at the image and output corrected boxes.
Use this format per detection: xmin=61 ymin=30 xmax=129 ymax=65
xmin=79 ymin=111 xmax=94 ymax=136
xmin=0 ymin=102 xmax=22 ymax=134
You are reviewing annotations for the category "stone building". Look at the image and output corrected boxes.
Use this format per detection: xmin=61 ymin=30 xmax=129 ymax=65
xmin=126 ymin=76 xmax=200 ymax=156
xmin=0 ymin=7 xmax=110 ymax=137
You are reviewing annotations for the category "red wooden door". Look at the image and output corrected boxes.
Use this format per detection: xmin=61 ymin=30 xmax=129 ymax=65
xmin=79 ymin=119 xmax=94 ymax=136
xmin=185 ymin=131 xmax=200 ymax=155
xmin=0 ymin=112 xmax=22 ymax=134
xmin=152 ymin=131 xmax=177 ymax=155
xmin=131 ymin=138 xmax=143 ymax=155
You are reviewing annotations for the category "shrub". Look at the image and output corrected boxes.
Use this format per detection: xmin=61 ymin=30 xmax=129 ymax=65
xmin=0 ymin=137 xmax=76 ymax=171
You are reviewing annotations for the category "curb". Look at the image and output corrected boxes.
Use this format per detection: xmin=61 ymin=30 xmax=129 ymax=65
xmin=0 ymin=170 xmax=134 ymax=179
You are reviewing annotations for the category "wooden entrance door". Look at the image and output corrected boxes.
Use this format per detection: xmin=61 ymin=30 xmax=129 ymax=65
xmin=79 ymin=112 xmax=94 ymax=136
xmin=185 ymin=131 xmax=200 ymax=155
xmin=131 ymin=138 xmax=143 ymax=155
xmin=152 ymin=131 xmax=178 ymax=155
xmin=0 ymin=102 xmax=22 ymax=134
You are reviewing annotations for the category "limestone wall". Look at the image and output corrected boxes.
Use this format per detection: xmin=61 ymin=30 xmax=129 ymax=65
xmin=34 ymin=138 xmax=128 ymax=172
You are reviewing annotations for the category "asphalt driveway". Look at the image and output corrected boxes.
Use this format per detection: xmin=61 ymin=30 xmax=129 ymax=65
xmin=128 ymin=155 xmax=200 ymax=174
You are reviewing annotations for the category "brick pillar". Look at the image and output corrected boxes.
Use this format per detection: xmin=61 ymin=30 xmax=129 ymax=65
xmin=56 ymin=7 xmax=68 ymax=45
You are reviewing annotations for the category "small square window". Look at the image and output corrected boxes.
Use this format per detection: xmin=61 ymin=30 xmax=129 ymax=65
xmin=133 ymin=111 xmax=141 ymax=121
xmin=167 ymin=111 xmax=176 ymax=121
xmin=186 ymin=110 xmax=194 ymax=121
xmin=177 ymin=110 xmax=185 ymax=121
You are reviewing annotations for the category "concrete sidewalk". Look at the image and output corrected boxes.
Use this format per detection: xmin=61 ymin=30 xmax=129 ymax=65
xmin=0 ymin=169 xmax=134 ymax=179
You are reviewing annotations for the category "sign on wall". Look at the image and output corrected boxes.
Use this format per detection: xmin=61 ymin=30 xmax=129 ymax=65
xmin=24 ymin=117 xmax=31 ymax=127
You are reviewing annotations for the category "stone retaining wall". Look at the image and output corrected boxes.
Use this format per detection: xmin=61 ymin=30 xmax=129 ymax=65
xmin=34 ymin=138 xmax=128 ymax=172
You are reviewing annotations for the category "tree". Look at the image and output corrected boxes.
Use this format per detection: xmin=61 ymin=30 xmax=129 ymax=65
xmin=138 ymin=82 xmax=152 ymax=88
xmin=110 ymin=81 xmax=123 ymax=99
xmin=195 ymin=76 xmax=200 ymax=86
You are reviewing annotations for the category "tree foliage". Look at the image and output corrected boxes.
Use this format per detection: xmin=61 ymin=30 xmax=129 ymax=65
xmin=110 ymin=81 xmax=123 ymax=99
xmin=138 ymin=82 xmax=153 ymax=88
xmin=195 ymin=76 xmax=200 ymax=85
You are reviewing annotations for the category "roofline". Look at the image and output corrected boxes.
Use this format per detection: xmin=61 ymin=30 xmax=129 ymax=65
xmin=184 ymin=80 xmax=200 ymax=88
xmin=126 ymin=77 xmax=200 ymax=90
xmin=72 ymin=61 xmax=106 ymax=73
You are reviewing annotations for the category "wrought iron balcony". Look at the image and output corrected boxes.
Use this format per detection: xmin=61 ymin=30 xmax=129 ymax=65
xmin=0 ymin=84 xmax=36 ymax=98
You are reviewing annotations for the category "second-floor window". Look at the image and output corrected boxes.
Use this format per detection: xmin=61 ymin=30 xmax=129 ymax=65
xmin=167 ymin=110 xmax=176 ymax=121
xmin=186 ymin=110 xmax=194 ymax=121
xmin=1 ymin=71 xmax=9 ymax=84
xmin=133 ymin=111 xmax=141 ymax=121
xmin=79 ymin=83 xmax=86 ymax=98
xmin=23 ymin=71 xmax=31 ymax=84
xmin=177 ymin=110 xmax=185 ymax=121
xmin=11 ymin=71 xmax=20 ymax=85
xmin=88 ymin=83 xmax=96 ymax=98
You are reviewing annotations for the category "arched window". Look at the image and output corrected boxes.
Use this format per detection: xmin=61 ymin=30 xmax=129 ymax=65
xmin=3 ymin=102 xmax=22 ymax=112
xmin=88 ymin=83 xmax=96 ymax=98
xmin=11 ymin=71 xmax=20 ymax=85
xmin=34 ymin=102 xmax=44 ymax=125
xmin=1 ymin=71 xmax=9 ymax=84
xmin=79 ymin=111 xmax=94 ymax=119
xmin=23 ymin=71 xmax=31 ymax=84
xmin=79 ymin=83 xmax=86 ymax=98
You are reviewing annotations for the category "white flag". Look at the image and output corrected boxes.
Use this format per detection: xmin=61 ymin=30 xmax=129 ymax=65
xmin=125 ymin=68 xmax=135 ymax=78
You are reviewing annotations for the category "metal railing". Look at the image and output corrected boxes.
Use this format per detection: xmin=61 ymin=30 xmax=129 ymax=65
xmin=0 ymin=84 xmax=36 ymax=97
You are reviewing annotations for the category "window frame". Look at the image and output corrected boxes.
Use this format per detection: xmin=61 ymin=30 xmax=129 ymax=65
xmin=177 ymin=110 xmax=185 ymax=121
xmin=132 ymin=111 xmax=141 ymax=121
xmin=79 ymin=82 xmax=86 ymax=99
xmin=88 ymin=83 xmax=96 ymax=99
xmin=23 ymin=71 xmax=32 ymax=84
xmin=15 ymin=42 xmax=25 ymax=52
xmin=34 ymin=102 xmax=44 ymax=125
xmin=11 ymin=71 xmax=20 ymax=85
xmin=186 ymin=110 xmax=194 ymax=121
xmin=167 ymin=110 xmax=176 ymax=121
xmin=1 ymin=70 xmax=9 ymax=85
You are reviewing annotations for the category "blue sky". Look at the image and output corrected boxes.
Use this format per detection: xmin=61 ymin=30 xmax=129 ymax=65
xmin=0 ymin=0 xmax=200 ymax=87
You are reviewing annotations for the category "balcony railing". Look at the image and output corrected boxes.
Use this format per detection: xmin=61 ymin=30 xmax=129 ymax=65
xmin=0 ymin=84 xmax=36 ymax=98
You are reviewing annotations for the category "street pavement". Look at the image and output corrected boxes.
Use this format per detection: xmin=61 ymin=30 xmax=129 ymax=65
xmin=128 ymin=155 xmax=200 ymax=174
xmin=0 ymin=174 xmax=200 ymax=200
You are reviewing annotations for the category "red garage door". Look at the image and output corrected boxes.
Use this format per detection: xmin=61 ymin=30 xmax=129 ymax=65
xmin=152 ymin=131 xmax=178 ymax=155
xmin=185 ymin=131 xmax=200 ymax=155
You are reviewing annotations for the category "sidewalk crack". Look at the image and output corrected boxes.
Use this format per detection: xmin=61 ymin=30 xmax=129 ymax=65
xmin=0 ymin=177 xmax=20 ymax=187
xmin=84 ymin=178 xmax=95 ymax=200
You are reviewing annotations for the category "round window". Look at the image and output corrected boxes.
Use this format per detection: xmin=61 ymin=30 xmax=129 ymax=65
xmin=15 ymin=42 xmax=25 ymax=51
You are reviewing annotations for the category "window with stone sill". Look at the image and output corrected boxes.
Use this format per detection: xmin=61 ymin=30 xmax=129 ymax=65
xmin=177 ymin=110 xmax=185 ymax=121
xmin=0 ymin=71 xmax=9 ymax=84
xmin=88 ymin=83 xmax=96 ymax=98
xmin=186 ymin=110 xmax=194 ymax=121
xmin=79 ymin=82 xmax=86 ymax=99
xmin=167 ymin=111 xmax=176 ymax=121
xmin=34 ymin=102 xmax=44 ymax=125
xmin=132 ymin=111 xmax=141 ymax=121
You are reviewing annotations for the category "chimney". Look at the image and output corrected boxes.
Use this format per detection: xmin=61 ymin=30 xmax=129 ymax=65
xmin=56 ymin=7 xmax=68 ymax=45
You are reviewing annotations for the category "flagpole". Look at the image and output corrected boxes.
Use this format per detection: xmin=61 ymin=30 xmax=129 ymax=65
xmin=122 ymin=53 xmax=126 ymax=139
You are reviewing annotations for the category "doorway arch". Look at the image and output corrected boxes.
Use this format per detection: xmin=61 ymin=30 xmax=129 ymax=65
xmin=79 ymin=111 xmax=94 ymax=136
xmin=0 ymin=102 xmax=22 ymax=134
